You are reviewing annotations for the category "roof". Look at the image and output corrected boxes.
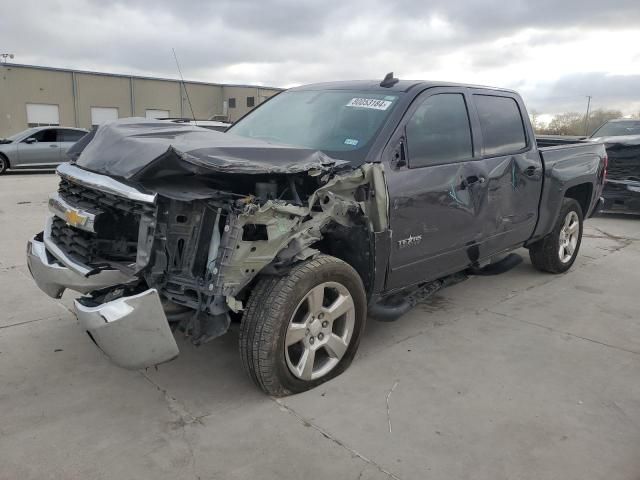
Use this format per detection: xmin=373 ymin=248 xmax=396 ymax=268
xmin=1 ymin=62 xmax=283 ymax=91
xmin=606 ymin=118 xmax=640 ymax=123
xmin=290 ymin=79 xmax=518 ymax=94
xmin=30 ymin=126 xmax=88 ymax=132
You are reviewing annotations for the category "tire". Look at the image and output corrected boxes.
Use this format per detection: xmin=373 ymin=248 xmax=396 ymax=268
xmin=0 ymin=154 xmax=8 ymax=175
xmin=529 ymin=198 xmax=583 ymax=273
xmin=239 ymin=255 xmax=367 ymax=396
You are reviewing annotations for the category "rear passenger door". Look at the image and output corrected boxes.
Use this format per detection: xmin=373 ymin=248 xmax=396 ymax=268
xmin=57 ymin=129 xmax=87 ymax=162
xmin=470 ymin=92 xmax=543 ymax=254
xmin=385 ymin=88 xmax=489 ymax=290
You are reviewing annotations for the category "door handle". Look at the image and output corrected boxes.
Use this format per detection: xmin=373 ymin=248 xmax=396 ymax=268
xmin=524 ymin=166 xmax=539 ymax=176
xmin=460 ymin=175 xmax=485 ymax=189
xmin=49 ymin=144 xmax=59 ymax=148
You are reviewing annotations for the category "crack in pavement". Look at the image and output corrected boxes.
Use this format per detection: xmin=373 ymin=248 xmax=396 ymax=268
xmin=0 ymin=314 xmax=66 ymax=330
xmin=139 ymin=371 xmax=203 ymax=479
xmin=273 ymin=398 xmax=402 ymax=480
xmin=487 ymin=309 xmax=640 ymax=356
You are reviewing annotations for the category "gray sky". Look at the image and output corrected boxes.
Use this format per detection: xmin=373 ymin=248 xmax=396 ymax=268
xmin=1 ymin=0 xmax=639 ymax=119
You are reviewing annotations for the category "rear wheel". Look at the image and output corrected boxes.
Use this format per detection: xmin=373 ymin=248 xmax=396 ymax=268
xmin=239 ymin=255 xmax=366 ymax=396
xmin=529 ymin=198 xmax=583 ymax=273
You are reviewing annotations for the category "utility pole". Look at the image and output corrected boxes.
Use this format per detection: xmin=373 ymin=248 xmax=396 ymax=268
xmin=584 ymin=95 xmax=592 ymax=136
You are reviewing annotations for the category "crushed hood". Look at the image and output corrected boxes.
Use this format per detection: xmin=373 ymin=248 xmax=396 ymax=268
xmin=68 ymin=118 xmax=348 ymax=180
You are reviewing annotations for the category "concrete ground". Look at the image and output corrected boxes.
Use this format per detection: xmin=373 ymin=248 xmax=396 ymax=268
xmin=1 ymin=171 xmax=639 ymax=480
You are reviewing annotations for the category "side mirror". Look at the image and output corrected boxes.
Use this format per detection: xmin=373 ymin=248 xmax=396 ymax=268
xmin=25 ymin=137 xmax=37 ymax=144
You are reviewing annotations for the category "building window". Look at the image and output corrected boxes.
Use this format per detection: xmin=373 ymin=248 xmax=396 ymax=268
xmin=26 ymin=103 xmax=60 ymax=127
xmin=145 ymin=109 xmax=170 ymax=119
xmin=228 ymin=98 xmax=236 ymax=109
xmin=246 ymin=97 xmax=255 ymax=108
xmin=91 ymin=107 xmax=118 ymax=127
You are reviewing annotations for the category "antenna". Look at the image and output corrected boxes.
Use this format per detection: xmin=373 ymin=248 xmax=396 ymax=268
xmin=172 ymin=48 xmax=197 ymax=125
xmin=584 ymin=95 xmax=592 ymax=136
xmin=380 ymin=72 xmax=399 ymax=88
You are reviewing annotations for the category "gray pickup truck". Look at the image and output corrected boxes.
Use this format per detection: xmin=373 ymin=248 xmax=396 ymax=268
xmin=27 ymin=76 xmax=607 ymax=396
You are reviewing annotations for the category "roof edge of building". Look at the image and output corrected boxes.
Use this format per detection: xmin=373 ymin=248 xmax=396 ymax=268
xmin=1 ymin=62 xmax=283 ymax=91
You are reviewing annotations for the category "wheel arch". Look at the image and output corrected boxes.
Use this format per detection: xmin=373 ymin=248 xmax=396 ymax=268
xmin=564 ymin=182 xmax=593 ymax=216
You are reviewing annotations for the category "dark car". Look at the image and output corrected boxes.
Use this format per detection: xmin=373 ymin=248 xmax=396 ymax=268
xmin=589 ymin=119 xmax=640 ymax=214
xmin=26 ymin=76 xmax=606 ymax=396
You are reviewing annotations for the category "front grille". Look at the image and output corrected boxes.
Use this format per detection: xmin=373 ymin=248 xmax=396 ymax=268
xmin=607 ymin=145 xmax=640 ymax=181
xmin=58 ymin=177 xmax=155 ymax=216
xmin=51 ymin=177 xmax=155 ymax=266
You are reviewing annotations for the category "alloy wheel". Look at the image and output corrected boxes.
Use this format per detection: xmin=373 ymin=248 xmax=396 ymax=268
xmin=284 ymin=281 xmax=355 ymax=381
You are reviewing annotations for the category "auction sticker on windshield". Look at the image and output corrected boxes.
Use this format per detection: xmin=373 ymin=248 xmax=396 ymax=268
xmin=346 ymin=98 xmax=393 ymax=110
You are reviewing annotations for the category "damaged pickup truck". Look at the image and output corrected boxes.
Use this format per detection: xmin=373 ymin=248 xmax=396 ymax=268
xmin=589 ymin=119 xmax=640 ymax=214
xmin=27 ymin=77 xmax=607 ymax=396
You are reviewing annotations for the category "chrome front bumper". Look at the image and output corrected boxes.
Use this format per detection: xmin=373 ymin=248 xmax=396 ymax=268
xmin=75 ymin=289 xmax=179 ymax=369
xmin=27 ymin=235 xmax=179 ymax=369
xmin=27 ymin=234 xmax=130 ymax=299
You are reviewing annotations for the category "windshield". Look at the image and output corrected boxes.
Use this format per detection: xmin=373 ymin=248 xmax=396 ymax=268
xmin=591 ymin=120 xmax=640 ymax=138
xmin=2 ymin=128 xmax=39 ymax=142
xmin=228 ymin=90 xmax=401 ymax=162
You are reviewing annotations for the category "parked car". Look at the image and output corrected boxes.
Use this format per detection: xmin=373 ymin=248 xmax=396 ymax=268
xmin=589 ymin=119 xmax=640 ymax=214
xmin=0 ymin=126 xmax=89 ymax=174
xmin=26 ymin=76 xmax=607 ymax=396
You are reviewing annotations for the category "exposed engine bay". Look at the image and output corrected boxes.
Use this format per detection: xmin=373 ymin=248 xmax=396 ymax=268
xmin=49 ymin=119 xmax=389 ymax=348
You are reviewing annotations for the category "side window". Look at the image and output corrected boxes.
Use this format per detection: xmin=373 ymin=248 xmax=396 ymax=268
xmin=58 ymin=129 xmax=86 ymax=142
xmin=406 ymin=93 xmax=473 ymax=168
xmin=26 ymin=129 xmax=57 ymax=143
xmin=474 ymin=95 xmax=527 ymax=156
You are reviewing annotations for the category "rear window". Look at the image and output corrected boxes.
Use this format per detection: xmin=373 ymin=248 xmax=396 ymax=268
xmin=58 ymin=129 xmax=86 ymax=142
xmin=474 ymin=95 xmax=527 ymax=156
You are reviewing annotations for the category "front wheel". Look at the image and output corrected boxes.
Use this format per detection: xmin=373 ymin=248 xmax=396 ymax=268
xmin=0 ymin=155 xmax=8 ymax=175
xmin=239 ymin=255 xmax=367 ymax=396
xmin=529 ymin=198 xmax=583 ymax=273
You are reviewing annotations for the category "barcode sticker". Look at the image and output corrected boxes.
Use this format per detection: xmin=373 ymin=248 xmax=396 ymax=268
xmin=345 ymin=98 xmax=393 ymax=110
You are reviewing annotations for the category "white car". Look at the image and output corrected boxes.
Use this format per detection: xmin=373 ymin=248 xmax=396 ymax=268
xmin=0 ymin=126 xmax=88 ymax=174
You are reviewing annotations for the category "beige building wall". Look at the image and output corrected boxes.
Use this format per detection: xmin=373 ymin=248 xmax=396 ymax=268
xmin=0 ymin=64 xmax=282 ymax=136
xmin=0 ymin=65 xmax=75 ymax=136
xmin=180 ymin=83 xmax=224 ymax=120
xmin=75 ymin=73 xmax=133 ymax=128
xmin=223 ymin=86 xmax=281 ymax=122
xmin=132 ymin=78 xmax=181 ymax=118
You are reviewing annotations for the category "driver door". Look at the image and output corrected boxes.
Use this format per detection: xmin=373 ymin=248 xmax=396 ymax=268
xmin=384 ymin=88 xmax=489 ymax=290
xmin=16 ymin=128 xmax=61 ymax=167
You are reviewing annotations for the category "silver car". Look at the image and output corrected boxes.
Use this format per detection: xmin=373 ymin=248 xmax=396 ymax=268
xmin=0 ymin=126 xmax=88 ymax=174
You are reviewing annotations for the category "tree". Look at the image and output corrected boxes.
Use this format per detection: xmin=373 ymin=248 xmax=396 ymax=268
xmin=585 ymin=109 xmax=623 ymax=135
xmin=537 ymin=109 xmax=623 ymax=136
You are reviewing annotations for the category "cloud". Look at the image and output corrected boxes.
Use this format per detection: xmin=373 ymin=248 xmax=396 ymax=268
xmin=1 ymin=0 xmax=639 ymax=114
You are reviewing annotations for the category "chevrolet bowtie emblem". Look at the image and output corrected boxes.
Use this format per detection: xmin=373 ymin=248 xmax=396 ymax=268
xmin=65 ymin=209 xmax=88 ymax=227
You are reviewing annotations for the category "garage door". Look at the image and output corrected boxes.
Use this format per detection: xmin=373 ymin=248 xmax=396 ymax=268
xmin=26 ymin=104 xmax=60 ymax=127
xmin=91 ymin=107 xmax=118 ymax=126
xmin=145 ymin=109 xmax=170 ymax=119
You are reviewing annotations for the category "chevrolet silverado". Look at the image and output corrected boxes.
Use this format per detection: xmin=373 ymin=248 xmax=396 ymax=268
xmin=27 ymin=75 xmax=607 ymax=396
